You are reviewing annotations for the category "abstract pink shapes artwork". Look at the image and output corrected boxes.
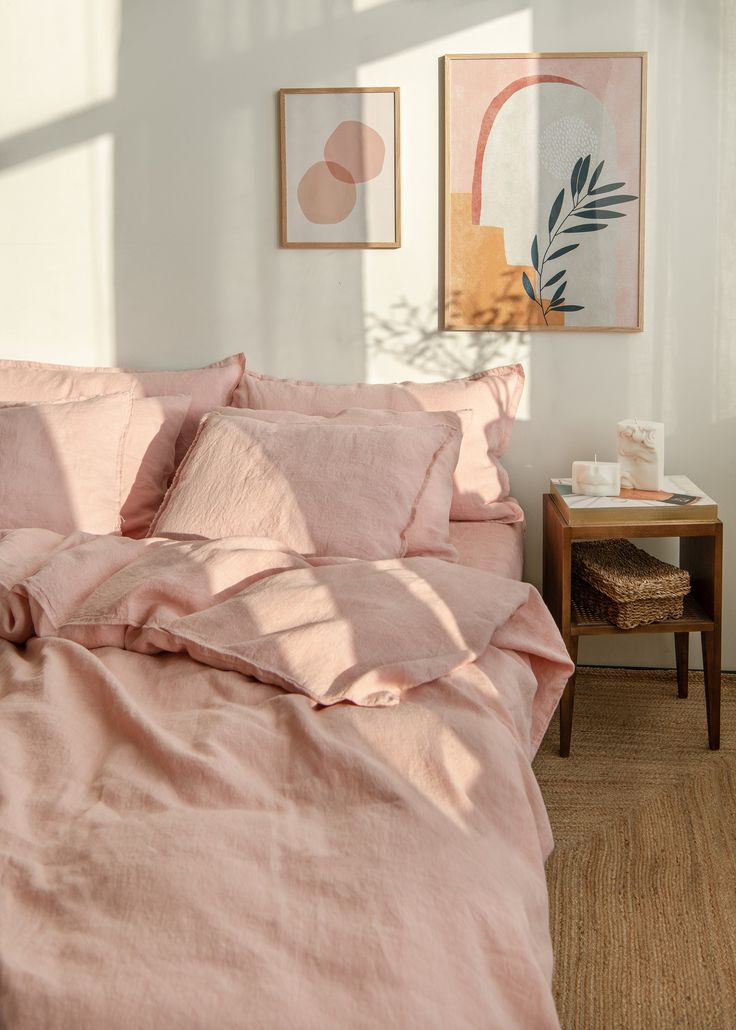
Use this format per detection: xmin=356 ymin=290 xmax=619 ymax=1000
xmin=296 ymin=120 xmax=385 ymax=224
xmin=280 ymin=89 xmax=400 ymax=248
xmin=324 ymin=120 xmax=386 ymax=183
xmin=297 ymin=161 xmax=357 ymax=224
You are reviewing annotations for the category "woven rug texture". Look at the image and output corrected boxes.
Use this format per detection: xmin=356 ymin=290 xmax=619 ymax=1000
xmin=534 ymin=667 xmax=736 ymax=1030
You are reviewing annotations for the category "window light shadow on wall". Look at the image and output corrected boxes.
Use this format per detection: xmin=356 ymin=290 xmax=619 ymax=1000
xmin=0 ymin=0 xmax=539 ymax=381
xmin=0 ymin=0 xmax=119 ymax=138
xmin=0 ymin=137 xmax=116 ymax=365
xmin=353 ymin=0 xmax=396 ymax=13
xmin=0 ymin=0 xmax=119 ymax=365
xmin=359 ymin=7 xmax=534 ymax=418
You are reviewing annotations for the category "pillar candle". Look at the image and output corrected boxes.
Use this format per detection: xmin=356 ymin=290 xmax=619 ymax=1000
xmin=616 ymin=419 xmax=665 ymax=490
xmin=571 ymin=459 xmax=621 ymax=497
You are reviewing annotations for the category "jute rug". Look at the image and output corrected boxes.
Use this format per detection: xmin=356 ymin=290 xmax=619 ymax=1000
xmin=534 ymin=667 xmax=736 ymax=1030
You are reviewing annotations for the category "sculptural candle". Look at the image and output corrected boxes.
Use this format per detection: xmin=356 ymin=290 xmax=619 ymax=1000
xmin=571 ymin=458 xmax=621 ymax=497
xmin=616 ymin=418 xmax=665 ymax=490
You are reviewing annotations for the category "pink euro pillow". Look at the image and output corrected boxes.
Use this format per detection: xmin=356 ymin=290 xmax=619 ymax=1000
xmin=0 ymin=393 xmax=191 ymax=539
xmin=0 ymin=393 xmax=133 ymax=535
xmin=232 ymin=363 xmax=525 ymax=522
xmin=149 ymin=410 xmax=464 ymax=560
xmin=0 ymin=353 xmax=245 ymax=463
xmin=212 ymin=406 xmax=466 ymax=560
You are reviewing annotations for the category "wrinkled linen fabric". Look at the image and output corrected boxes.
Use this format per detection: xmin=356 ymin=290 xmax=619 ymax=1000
xmin=0 ymin=528 xmax=572 ymax=1030
xmin=233 ymin=364 xmax=526 ymax=523
xmin=0 ymin=393 xmax=191 ymax=539
xmin=0 ymin=352 xmax=245 ymax=462
xmin=212 ymin=406 xmax=468 ymax=561
xmin=119 ymin=394 xmax=191 ymax=537
xmin=149 ymin=413 xmax=463 ymax=561
xmin=0 ymin=393 xmax=132 ymax=535
xmin=450 ymin=519 xmax=525 ymax=579
xmin=0 ymin=530 xmax=564 ymax=711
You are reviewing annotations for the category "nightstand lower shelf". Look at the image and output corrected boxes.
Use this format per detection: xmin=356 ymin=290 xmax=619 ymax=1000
xmin=571 ymin=593 xmax=714 ymax=636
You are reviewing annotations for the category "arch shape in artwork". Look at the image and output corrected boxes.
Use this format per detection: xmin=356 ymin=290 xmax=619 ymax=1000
xmin=470 ymin=75 xmax=581 ymax=225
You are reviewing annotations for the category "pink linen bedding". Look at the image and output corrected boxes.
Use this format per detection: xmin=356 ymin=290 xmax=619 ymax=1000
xmin=120 ymin=394 xmax=191 ymax=537
xmin=234 ymin=364 xmax=525 ymax=523
xmin=0 ymin=352 xmax=245 ymax=463
xmin=148 ymin=411 xmax=463 ymax=560
xmin=0 ymin=392 xmax=133 ymax=535
xmin=0 ymin=529 xmax=571 ymax=1029
xmin=211 ymin=406 xmax=467 ymax=561
xmin=451 ymin=519 xmax=526 ymax=580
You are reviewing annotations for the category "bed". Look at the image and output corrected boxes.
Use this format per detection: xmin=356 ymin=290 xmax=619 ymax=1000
xmin=0 ymin=357 xmax=572 ymax=1030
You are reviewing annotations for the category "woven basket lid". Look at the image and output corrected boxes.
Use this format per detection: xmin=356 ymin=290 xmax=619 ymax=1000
xmin=572 ymin=539 xmax=690 ymax=602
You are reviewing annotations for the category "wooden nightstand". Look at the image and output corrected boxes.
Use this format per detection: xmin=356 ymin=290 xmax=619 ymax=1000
xmin=542 ymin=494 xmax=723 ymax=756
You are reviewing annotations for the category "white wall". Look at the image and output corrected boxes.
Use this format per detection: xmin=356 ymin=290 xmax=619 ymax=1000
xmin=0 ymin=0 xmax=733 ymax=669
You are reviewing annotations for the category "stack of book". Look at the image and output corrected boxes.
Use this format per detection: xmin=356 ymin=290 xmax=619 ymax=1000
xmin=549 ymin=475 xmax=717 ymax=525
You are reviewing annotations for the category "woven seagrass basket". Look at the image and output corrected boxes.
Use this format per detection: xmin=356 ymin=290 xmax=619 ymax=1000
xmin=572 ymin=539 xmax=691 ymax=630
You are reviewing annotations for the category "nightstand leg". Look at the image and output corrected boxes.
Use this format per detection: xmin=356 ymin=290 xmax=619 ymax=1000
xmin=674 ymin=632 xmax=689 ymax=698
xmin=559 ymin=638 xmax=578 ymax=758
xmin=701 ymin=631 xmax=721 ymax=750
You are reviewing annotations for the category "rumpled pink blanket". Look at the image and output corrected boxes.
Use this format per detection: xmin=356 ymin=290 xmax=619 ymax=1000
xmin=0 ymin=529 xmax=573 ymax=1029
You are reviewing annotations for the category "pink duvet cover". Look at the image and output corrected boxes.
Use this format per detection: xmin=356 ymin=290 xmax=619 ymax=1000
xmin=0 ymin=529 xmax=572 ymax=1029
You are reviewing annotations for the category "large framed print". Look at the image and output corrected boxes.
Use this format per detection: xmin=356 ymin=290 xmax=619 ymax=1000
xmin=443 ymin=53 xmax=647 ymax=331
xmin=279 ymin=87 xmax=400 ymax=249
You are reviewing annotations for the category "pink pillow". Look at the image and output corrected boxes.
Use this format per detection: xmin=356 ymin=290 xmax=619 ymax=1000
xmin=233 ymin=364 xmax=525 ymax=522
xmin=121 ymin=396 xmax=191 ymax=538
xmin=149 ymin=411 xmax=463 ymax=559
xmin=0 ymin=393 xmax=132 ymax=535
xmin=1 ymin=393 xmax=191 ymax=539
xmin=213 ymin=406 xmax=465 ymax=560
xmin=0 ymin=353 xmax=245 ymax=462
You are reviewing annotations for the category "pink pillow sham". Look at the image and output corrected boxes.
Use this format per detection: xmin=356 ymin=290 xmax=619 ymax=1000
xmin=0 ymin=353 xmax=245 ymax=462
xmin=0 ymin=393 xmax=132 ymax=535
xmin=213 ymin=406 xmax=465 ymax=560
xmin=120 ymin=395 xmax=191 ymax=538
xmin=232 ymin=364 xmax=525 ymax=522
xmin=149 ymin=411 xmax=463 ymax=560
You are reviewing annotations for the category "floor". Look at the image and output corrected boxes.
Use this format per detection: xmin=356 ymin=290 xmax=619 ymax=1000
xmin=534 ymin=666 xmax=736 ymax=1030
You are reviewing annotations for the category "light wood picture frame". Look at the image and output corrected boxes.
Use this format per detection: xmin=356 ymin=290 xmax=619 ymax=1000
xmin=279 ymin=87 xmax=401 ymax=249
xmin=443 ymin=53 xmax=647 ymax=331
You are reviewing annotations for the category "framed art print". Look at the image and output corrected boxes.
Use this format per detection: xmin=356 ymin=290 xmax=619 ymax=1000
xmin=279 ymin=87 xmax=400 ymax=248
xmin=443 ymin=53 xmax=647 ymax=331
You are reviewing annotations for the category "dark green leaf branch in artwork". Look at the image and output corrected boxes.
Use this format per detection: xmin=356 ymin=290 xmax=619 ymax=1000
xmin=521 ymin=156 xmax=638 ymax=325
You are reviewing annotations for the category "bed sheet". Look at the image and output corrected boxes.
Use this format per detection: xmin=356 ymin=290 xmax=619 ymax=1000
xmin=0 ymin=529 xmax=569 ymax=1030
xmin=450 ymin=519 xmax=525 ymax=579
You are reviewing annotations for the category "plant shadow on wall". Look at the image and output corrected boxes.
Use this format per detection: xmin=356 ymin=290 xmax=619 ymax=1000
xmin=367 ymin=283 xmax=529 ymax=380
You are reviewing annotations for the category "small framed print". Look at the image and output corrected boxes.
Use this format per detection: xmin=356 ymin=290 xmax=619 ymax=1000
xmin=279 ymin=87 xmax=401 ymax=248
xmin=443 ymin=53 xmax=647 ymax=331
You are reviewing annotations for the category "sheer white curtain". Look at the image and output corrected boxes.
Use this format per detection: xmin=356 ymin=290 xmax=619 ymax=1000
xmin=716 ymin=0 xmax=736 ymax=423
